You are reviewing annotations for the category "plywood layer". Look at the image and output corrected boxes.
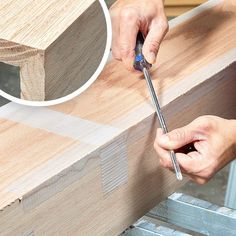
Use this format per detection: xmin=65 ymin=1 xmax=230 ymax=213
xmin=0 ymin=0 xmax=235 ymax=235
xmin=0 ymin=0 xmax=107 ymax=101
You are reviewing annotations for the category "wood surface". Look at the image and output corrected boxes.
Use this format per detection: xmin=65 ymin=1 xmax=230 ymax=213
xmin=165 ymin=0 xmax=206 ymax=5
xmin=106 ymin=0 xmax=206 ymax=16
xmin=0 ymin=0 xmax=107 ymax=101
xmin=165 ymin=0 xmax=207 ymax=16
xmin=0 ymin=0 xmax=236 ymax=235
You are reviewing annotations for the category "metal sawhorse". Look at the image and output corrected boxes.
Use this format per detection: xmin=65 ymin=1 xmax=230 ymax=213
xmin=122 ymin=161 xmax=236 ymax=236
xmin=122 ymin=193 xmax=236 ymax=236
xmin=225 ymin=160 xmax=236 ymax=209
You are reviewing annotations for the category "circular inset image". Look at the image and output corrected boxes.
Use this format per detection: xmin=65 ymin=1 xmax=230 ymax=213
xmin=0 ymin=0 xmax=112 ymax=106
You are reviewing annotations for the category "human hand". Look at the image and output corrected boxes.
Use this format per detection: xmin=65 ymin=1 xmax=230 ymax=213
xmin=110 ymin=0 xmax=168 ymax=71
xmin=154 ymin=116 xmax=236 ymax=184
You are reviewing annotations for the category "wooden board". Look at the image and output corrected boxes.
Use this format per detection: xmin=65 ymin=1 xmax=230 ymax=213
xmin=0 ymin=0 xmax=107 ymax=101
xmin=0 ymin=0 xmax=236 ymax=235
xmin=165 ymin=0 xmax=207 ymax=16
xmin=165 ymin=6 xmax=194 ymax=17
xmin=106 ymin=0 xmax=207 ymax=16
xmin=165 ymin=0 xmax=206 ymax=6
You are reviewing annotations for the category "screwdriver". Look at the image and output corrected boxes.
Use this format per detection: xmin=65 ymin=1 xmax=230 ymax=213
xmin=134 ymin=32 xmax=183 ymax=181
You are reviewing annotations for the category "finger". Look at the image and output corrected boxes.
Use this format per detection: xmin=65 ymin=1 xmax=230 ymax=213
xmin=155 ymin=128 xmax=164 ymax=138
xmin=157 ymin=124 xmax=199 ymax=151
xmin=143 ymin=17 xmax=168 ymax=64
xmin=175 ymin=151 xmax=202 ymax=175
xmin=119 ymin=7 xmax=140 ymax=71
xmin=157 ymin=147 xmax=193 ymax=174
xmin=154 ymin=142 xmax=173 ymax=169
xmin=155 ymin=129 xmax=202 ymax=174
xmin=110 ymin=9 xmax=121 ymax=60
xmin=187 ymin=174 xmax=209 ymax=185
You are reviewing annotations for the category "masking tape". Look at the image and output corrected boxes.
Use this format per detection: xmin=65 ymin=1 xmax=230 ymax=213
xmin=0 ymin=102 xmax=120 ymax=146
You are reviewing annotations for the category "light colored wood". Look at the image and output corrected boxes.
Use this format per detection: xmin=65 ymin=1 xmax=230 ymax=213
xmin=164 ymin=0 xmax=207 ymax=16
xmin=0 ymin=0 xmax=235 ymax=235
xmin=165 ymin=6 xmax=194 ymax=17
xmin=0 ymin=0 xmax=107 ymax=101
xmin=165 ymin=0 xmax=206 ymax=6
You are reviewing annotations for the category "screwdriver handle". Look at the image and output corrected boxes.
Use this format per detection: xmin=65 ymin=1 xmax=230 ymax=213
xmin=134 ymin=32 xmax=152 ymax=72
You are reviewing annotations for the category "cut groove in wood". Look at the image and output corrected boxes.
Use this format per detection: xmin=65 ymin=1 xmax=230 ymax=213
xmin=0 ymin=0 xmax=107 ymax=101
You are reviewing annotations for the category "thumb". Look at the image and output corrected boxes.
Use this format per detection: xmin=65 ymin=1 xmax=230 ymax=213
xmin=157 ymin=125 xmax=197 ymax=150
xmin=143 ymin=18 xmax=168 ymax=64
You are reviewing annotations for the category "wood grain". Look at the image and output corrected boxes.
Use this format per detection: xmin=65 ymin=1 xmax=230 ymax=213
xmin=0 ymin=119 xmax=77 ymax=209
xmin=0 ymin=0 xmax=235 ymax=235
xmin=165 ymin=0 xmax=207 ymax=16
xmin=0 ymin=0 xmax=107 ymax=101
xmin=165 ymin=0 xmax=206 ymax=6
xmin=54 ymin=0 xmax=236 ymax=125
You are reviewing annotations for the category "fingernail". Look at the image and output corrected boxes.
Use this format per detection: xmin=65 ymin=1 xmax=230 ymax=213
xmin=147 ymin=52 xmax=156 ymax=64
xmin=161 ymin=134 xmax=169 ymax=143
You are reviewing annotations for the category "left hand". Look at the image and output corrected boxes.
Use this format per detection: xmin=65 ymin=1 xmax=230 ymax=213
xmin=154 ymin=116 xmax=236 ymax=184
xmin=109 ymin=0 xmax=168 ymax=71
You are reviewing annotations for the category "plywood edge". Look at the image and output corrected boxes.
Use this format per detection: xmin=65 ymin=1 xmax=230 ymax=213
xmin=44 ymin=0 xmax=107 ymax=100
xmin=0 ymin=47 xmax=235 ymax=213
xmin=0 ymin=39 xmax=45 ymax=100
xmin=0 ymin=62 xmax=235 ymax=235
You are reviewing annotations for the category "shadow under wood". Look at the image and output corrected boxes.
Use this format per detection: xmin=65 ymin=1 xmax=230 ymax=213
xmin=0 ymin=62 xmax=20 ymax=99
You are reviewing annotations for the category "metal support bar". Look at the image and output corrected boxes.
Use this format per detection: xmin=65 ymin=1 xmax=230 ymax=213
xmin=147 ymin=193 xmax=236 ymax=236
xmin=121 ymin=220 xmax=191 ymax=236
xmin=225 ymin=160 xmax=236 ymax=209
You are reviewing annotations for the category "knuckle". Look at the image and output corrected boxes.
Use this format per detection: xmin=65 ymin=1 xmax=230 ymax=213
xmin=154 ymin=142 xmax=159 ymax=152
xmin=112 ymin=47 xmax=121 ymax=60
xmin=200 ymin=169 xmax=213 ymax=180
xmin=160 ymin=159 xmax=168 ymax=168
xmin=193 ymin=168 xmax=213 ymax=184
xmin=171 ymin=129 xmax=185 ymax=141
xmin=120 ymin=7 xmax=138 ymax=22
xmin=159 ymin=157 xmax=171 ymax=169
xmin=120 ymin=44 xmax=133 ymax=57
xmin=112 ymin=52 xmax=121 ymax=60
xmin=194 ymin=116 xmax=215 ymax=133
xmin=147 ymin=39 xmax=161 ymax=52
xmin=159 ymin=18 xmax=169 ymax=32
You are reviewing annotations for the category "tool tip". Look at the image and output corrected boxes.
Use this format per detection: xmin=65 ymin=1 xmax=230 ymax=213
xmin=176 ymin=172 xmax=183 ymax=181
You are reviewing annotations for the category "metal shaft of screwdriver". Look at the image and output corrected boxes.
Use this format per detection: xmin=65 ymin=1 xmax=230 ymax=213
xmin=143 ymin=68 xmax=183 ymax=181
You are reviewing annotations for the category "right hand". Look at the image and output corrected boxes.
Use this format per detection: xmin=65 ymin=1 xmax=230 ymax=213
xmin=154 ymin=116 xmax=236 ymax=184
xmin=110 ymin=0 xmax=168 ymax=71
